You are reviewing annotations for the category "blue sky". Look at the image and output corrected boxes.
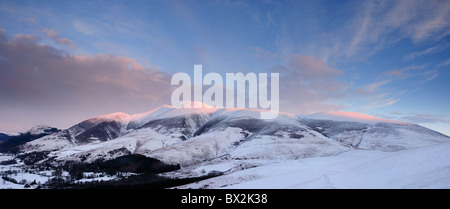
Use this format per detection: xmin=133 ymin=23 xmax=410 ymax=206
xmin=0 ymin=0 xmax=449 ymax=136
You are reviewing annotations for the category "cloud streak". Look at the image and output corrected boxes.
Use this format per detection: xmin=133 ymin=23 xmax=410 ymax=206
xmin=39 ymin=28 xmax=77 ymax=49
xmin=388 ymin=112 xmax=449 ymax=124
xmin=327 ymin=0 xmax=450 ymax=61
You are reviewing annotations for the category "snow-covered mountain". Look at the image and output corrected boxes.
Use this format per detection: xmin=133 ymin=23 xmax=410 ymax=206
xmin=0 ymin=125 xmax=60 ymax=153
xmin=19 ymin=105 xmax=450 ymax=162
xmin=25 ymin=125 xmax=60 ymax=135
xmin=1 ymin=103 xmax=449 ymax=188
xmin=298 ymin=111 xmax=449 ymax=151
xmin=0 ymin=133 xmax=11 ymax=141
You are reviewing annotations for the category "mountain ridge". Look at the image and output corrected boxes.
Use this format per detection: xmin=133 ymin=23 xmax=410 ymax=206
xmin=4 ymin=103 xmax=445 ymax=166
xmin=1 ymin=103 xmax=449 ymax=189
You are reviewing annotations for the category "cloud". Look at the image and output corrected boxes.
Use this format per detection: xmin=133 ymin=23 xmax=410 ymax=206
xmin=436 ymin=58 xmax=450 ymax=68
xmin=23 ymin=17 xmax=37 ymax=25
xmin=404 ymin=43 xmax=450 ymax=61
xmin=354 ymin=79 xmax=404 ymax=110
xmin=388 ymin=112 xmax=449 ymax=124
xmin=384 ymin=64 xmax=428 ymax=79
xmin=250 ymin=47 xmax=278 ymax=59
xmin=73 ymin=20 xmax=95 ymax=35
xmin=404 ymin=114 xmax=448 ymax=124
xmin=420 ymin=70 xmax=440 ymax=84
xmin=361 ymin=98 xmax=400 ymax=110
xmin=385 ymin=70 xmax=403 ymax=77
xmin=407 ymin=1 xmax=450 ymax=43
xmin=0 ymin=29 xmax=172 ymax=132
xmin=39 ymin=28 xmax=77 ymax=49
xmin=382 ymin=63 xmax=441 ymax=85
xmin=273 ymin=55 xmax=346 ymax=114
xmin=356 ymin=79 xmax=392 ymax=96
xmin=332 ymin=0 xmax=450 ymax=60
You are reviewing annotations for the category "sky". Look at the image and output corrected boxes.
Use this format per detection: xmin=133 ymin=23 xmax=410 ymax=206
xmin=0 ymin=0 xmax=449 ymax=136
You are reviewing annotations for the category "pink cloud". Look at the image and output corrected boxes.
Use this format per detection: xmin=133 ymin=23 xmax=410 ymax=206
xmin=250 ymin=47 xmax=278 ymax=59
xmin=38 ymin=28 xmax=77 ymax=49
xmin=0 ymin=29 xmax=171 ymax=132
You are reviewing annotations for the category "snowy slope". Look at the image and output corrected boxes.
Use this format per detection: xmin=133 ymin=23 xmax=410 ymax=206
xmin=298 ymin=112 xmax=449 ymax=151
xmin=25 ymin=125 xmax=59 ymax=135
xmin=176 ymin=142 xmax=450 ymax=189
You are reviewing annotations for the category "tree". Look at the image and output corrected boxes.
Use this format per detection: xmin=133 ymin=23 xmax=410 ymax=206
xmin=53 ymin=168 xmax=63 ymax=179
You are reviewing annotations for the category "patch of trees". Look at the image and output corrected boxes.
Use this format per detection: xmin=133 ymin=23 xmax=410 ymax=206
xmin=67 ymin=171 xmax=221 ymax=189
xmin=17 ymin=151 xmax=52 ymax=165
xmin=63 ymin=154 xmax=180 ymax=178
xmin=47 ymin=154 xmax=222 ymax=189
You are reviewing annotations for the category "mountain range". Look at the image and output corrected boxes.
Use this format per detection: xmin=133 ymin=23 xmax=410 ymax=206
xmin=1 ymin=102 xmax=449 ymax=188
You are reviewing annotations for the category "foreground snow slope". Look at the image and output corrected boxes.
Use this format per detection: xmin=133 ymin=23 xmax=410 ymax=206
xmin=177 ymin=142 xmax=450 ymax=189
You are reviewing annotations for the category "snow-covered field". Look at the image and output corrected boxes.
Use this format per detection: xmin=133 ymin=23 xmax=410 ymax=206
xmin=176 ymin=142 xmax=450 ymax=189
xmin=0 ymin=153 xmax=125 ymax=189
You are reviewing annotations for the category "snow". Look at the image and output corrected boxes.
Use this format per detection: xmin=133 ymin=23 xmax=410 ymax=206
xmin=22 ymin=132 xmax=73 ymax=152
xmin=148 ymin=127 xmax=246 ymax=166
xmin=9 ymin=172 xmax=49 ymax=185
xmin=26 ymin=125 xmax=54 ymax=135
xmin=0 ymin=179 xmax=24 ymax=189
xmin=161 ymin=103 xmax=217 ymax=119
xmin=74 ymin=172 xmax=118 ymax=183
xmin=192 ymin=162 xmax=237 ymax=175
xmin=127 ymin=105 xmax=174 ymax=129
xmin=9 ymin=103 xmax=450 ymax=189
xmin=177 ymin=142 xmax=450 ymax=189
xmin=90 ymin=112 xmax=131 ymax=124
xmin=0 ymin=153 xmax=49 ymax=189
xmin=228 ymin=131 xmax=349 ymax=160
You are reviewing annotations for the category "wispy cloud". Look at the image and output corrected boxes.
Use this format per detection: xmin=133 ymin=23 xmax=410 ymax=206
xmin=250 ymin=47 xmax=278 ymax=59
xmin=356 ymin=79 xmax=391 ymax=96
xmin=388 ymin=111 xmax=449 ymax=124
xmin=384 ymin=64 xmax=428 ymax=79
xmin=73 ymin=20 xmax=95 ymax=35
xmin=361 ymin=97 xmax=400 ymax=110
xmin=354 ymin=79 xmax=403 ymax=110
xmin=38 ymin=28 xmax=77 ymax=49
xmin=436 ymin=58 xmax=450 ymax=68
xmin=328 ymin=0 xmax=450 ymax=61
xmin=23 ymin=17 xmax=37 ymax=25
xmin=404 ymin=43 xmax=450 ymax=61
xmin=420 ymin=70 xmax=440 ymax=84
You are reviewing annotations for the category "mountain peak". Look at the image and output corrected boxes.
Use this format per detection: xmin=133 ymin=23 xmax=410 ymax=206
xmin=89 ymin=112 xmax=131 ymax=124
xmin=176 ymin=101 xmax=217 ymax=109
xmin=26 ymin=124 xmax=57 ymax=135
